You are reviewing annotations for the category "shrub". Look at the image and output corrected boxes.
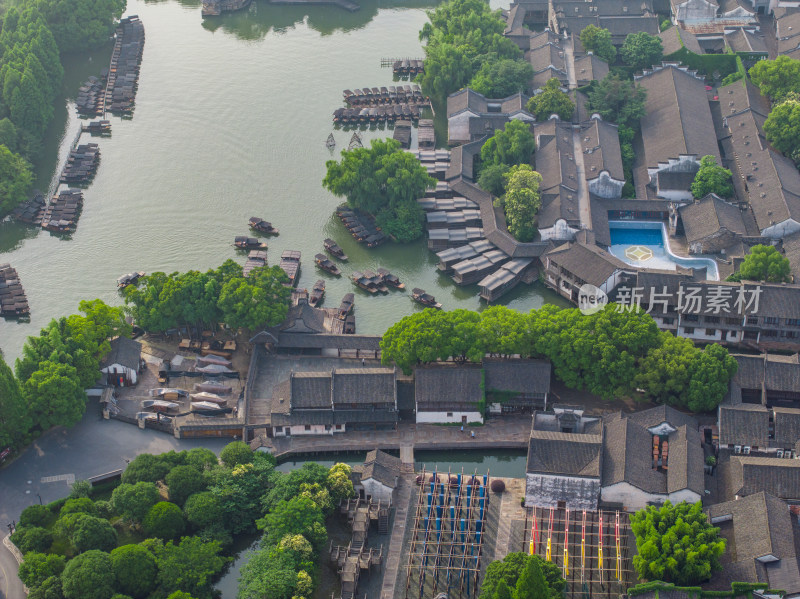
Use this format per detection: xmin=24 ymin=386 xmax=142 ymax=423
xmin=143 ymin=502 xmax=185 ymax=540
xmin=11 ymin=526 xmax=53 ymax=554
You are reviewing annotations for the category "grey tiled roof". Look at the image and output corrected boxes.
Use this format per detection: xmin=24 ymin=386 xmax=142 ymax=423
xmin=290 ymin=372 xmax=332 ymax=409
xmin=718 ymin=403 xmax=770 ymax=448
xmin=724 ymin=28 xmax=768 ymax=54
xmin=100 ymin=337 xmax=141 ymax=371
xmin=658 ymin=26 xmax=702 ymax=55
xmin=415 ymin=364 xmax=483 ymax=409
xmin=332 ymin=368 xmax=396 ymax=406
xmin=773 ymin=407 xmax=800 ymax=446
xmin=627 ymin=405 xmax=699 ymax=431
xmin=545 ymin=241 xmax=631 ymax=287
xmin=527 ymin=430 xmax=602 ymax=477
xmin=637 ymin=64 xmax=720 ymax=169
xmin=602 ymin=416 xmax=667 ymax=493
xmin=722 ymin=455 xmax=800 ymax=501
xmin=361 ymin=449 xmax=402 ymax=488
xmin=484 ymin=359 xmax=551 ymax=395
xmin=580 ymin=118 xmax=623 ymax=182
xmin=679 ymin=194 xmax=748 ymax=244
xmin=666 ymin=425 xmax=705 ymax=495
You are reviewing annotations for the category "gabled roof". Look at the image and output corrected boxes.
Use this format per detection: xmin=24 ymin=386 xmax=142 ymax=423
xmin=290 ymin=372 xmax=332 ymax=409
xmin=484 ymin=359 xmax=551 ymax=394
xmin=626 ymin=405 xmax=699 ymax=432
xmin=773 ymin=407 xmax=800 ymax=446
xmin=722 ymin=455 xmax=800 ymax=501
xmin=361 ymin=449 xmax=402 ymax=488
xmin=579 ymin=118 xmax=624 ymax=182
xmin=100 ymin=337 xmax=141 ymax=370
xmin=658 ymin=26 xmax=703 ymax=55
xmin=724 ymin=28 xmax=768 ymax=54
xmin=572 ymin=53 xmax=609 ymax=85
xmin=527 ymin=42 xmax=566 ymax=75
xmin=679 ymin=194 xmax=748 ymax=244
xmin=527 ymin=430 xmax=603 ymax=477
xmin=414 ymin=364 xmax=483 ymax=408
xmin=332 ymin=368 xmax=396 ymax=406
xmin=545 ymin=241 xmax=631 ymax=287
xmin=637 ymin=63 xmax=720 ymax=169
xmin=279 ymin=302 xmax=326 ymax=334
xmin=718 ymin=403 xmax=770 ymax=447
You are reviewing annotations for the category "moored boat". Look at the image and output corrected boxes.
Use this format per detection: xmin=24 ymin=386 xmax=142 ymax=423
xmin=362 ymin=269 xmax=389 ymax=293
xmin=141 ymin=399 xmax=179 ymax=412
xmin=351 ymin=271 xmax=378 ymax=294
xmin=117 ymin=271 xmax=145 ymax=289
xmin=309 ymin=280 xmax=325 ymax=307
xmin=411 ymin=288 xmax=442 ymax=309
xmin=234 ymin=236 xmax=267 ymax=250
xmin=377 ymin=268 xmax=404 ymax=289
xmin=248 ymin=217 xmax=279 ymax=235
xmin=323 ymin=238 xmax=348 ymax=261
xmin=315 ymin=253 xmax=342 ymax=276
xmin=337 ymin=292 xmax=354 ymax=320
xmin=344 ymin=313 xmax=355 ymax=334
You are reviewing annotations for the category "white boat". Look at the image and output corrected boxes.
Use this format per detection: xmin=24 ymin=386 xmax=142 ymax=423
xmin=196 ymin=364 xmax=234 ymax=374
xmin=148 ymin=388 xmax=188 ymax=397
xmin=189 ymin=392 xmax=227 ymax=404
xmin=191 ymin=401 xmax=224 ymax=411
xmin=136 ymin=411 xmax=172 ymax=423
xmin=197 ymin=355 xmax=231 ymax=367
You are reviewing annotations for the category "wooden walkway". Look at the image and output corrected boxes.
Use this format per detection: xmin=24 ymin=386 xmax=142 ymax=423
xmin=380 ymin=473 xmax=415 ymax=599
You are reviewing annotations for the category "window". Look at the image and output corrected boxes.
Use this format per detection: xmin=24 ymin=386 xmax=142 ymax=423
xmin=705 ymin=316 xmax=720 ymax=324
xmin=728 ymin=331 xmax=738 ymax=339
xmin=725 ymin=317 xmax=739 ymax=325
xmin=787 ymin=318 xmax=800 ymax=326
xmin=747 ymin=317 xmax=758 ymax=325
xmin=335 ymin=424 xmax=343 ymax=430
xmin=304 ymin=425 xmax=311 ymax=431
xmin=662 ymin=317 xmax=673 ymax=325
xmin=447 ymin=412 xmax=454 ymax=418
xmin=763 ymin=330 xmax=778 ymax=338
xmin=683 ymin=327 xmax=695 ymax=334
xmin=764 ymin=317 xmax=779 ymax=325
xmin=684 ymin=314 xmax=699 ymax=322
xmin=706 ymin=328 xmax=717 ymax=336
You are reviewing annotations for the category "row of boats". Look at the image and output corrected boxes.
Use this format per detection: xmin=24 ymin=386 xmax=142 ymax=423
xmin=391 ymin=59 xmax=424 ymax=76
xmin=0 ymin=264 xmax=30 ymax=318
xmin=60 ymin=143 xmax=100 ymax=185
xmin=82 ymin=120 xmax=112 ymax=136
xmin=76 ymin=75 xmax=106 ymax=116
xmin=333 ymin=104 xmax=425 ymax=125
xmin=343 ymin=84 xmax=427 ymax=106
xmin=106 ymin=16 xmax=145 ymax=116
xmin=337 ymin=206 xmax=388 ymax=247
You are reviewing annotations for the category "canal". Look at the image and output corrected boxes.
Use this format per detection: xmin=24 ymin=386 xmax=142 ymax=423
xmin=0 ymin=0 xmax=567 ymax=363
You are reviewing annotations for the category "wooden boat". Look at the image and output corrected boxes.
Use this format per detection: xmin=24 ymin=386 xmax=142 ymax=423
xmin=248 ymin=217 xmax=279 ymax=235
xmin=344 ymin=313 xmax=355 ymax=334
xmin=234 ymin=236 xmax=267 ymax=250
xmin=315 ymin=253 xmax=342 ymax=276
xmin=411 ymin=288 xmax=442 ymax=309
xmin=141 ymin=399 xmax=179 ymax=412
xmin=136 ymin=412 xmax=172 ymax=423
xmin=362 ymin=270 xmax=389 ymax=293
xmin=351 ymin=271 xmax=378 ymax=294
xmin=148 ymin=388 xmax=189 ymax=398
xmin=117 ymin=271 xmax=145 ymax=289
xmin=377 ymin=268 xmax=404 ymax=289
xmin=190 ymin=392 xmax=227 ymax=404
xmin=338 ymin=292 xmax=354 ymax=320
xmin=323 ymin=238 xmax=348 ymax=261
xmin=326 ymin=133 xmax=336 ymax=149
xmin=191 ymin=400 xmax=225 ymax=411
xmin=191 ymin=406 xmax=233 ymax=416
xmin=309 ymin=280 xmax=325 ymax=307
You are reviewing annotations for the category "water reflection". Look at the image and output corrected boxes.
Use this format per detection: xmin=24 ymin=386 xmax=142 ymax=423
xmin=201 ymin=0 xmax=441 ymax=39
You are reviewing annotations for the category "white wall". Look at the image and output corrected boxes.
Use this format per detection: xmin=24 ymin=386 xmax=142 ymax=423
xmin=102 ymin=364 xmax=137 ymax=385
xmin=588 ymin=171 xmax=624 ymax=199
xmin=363 ymin=479 xmax=394 ymax=503
xmin=525 ymin=473 xmax=600 ymax=510
xmin=539 ymin=219 xmax=579 ymax=241
xmin=273 ymin=423 xmax=345 ymax=437
xmin=416 ymin=411 xmax=484 ymax=424
xmin=677 ymin=327 xmax=723 ymax=342
xmin=600 ymin=482 xmax=701 ymax=511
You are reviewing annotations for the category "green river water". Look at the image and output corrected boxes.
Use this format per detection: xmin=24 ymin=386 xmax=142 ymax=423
xmin=0 ymin=0 xmax=566 ymax=364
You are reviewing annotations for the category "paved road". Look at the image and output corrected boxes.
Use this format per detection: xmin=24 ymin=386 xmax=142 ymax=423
xmin=0 ymin=407 xmax=230 ymax=599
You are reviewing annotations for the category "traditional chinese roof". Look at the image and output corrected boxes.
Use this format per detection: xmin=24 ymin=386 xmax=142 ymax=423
xmin=527 ymin=430 xmax=603 ymax=477
xmin=679 ymin=194 xmax=748 ymax=244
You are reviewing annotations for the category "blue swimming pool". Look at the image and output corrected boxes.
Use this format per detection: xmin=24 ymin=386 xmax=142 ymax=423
xmin=608 ymin=221 xmax=719 ymax=280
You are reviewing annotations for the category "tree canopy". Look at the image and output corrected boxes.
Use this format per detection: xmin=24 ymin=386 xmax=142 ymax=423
xmin=469 ymin=57 xmax=533 ymax=98
xmin=620 ymin=32 xmax=663 ymax=72
xmin=418 ymin=0 xmax=523 ymax=102
xmin=380 ymin=304 xmax=737 ymax=409
xmin=35 ymin=0 xmax=126 ymax=53
xmin=61 ymin=550 xmax=116 ymax=599
xmin=691 ymin=155 xmax=733 ymax=199
xmin=749 ymin=55 xmax=800 ymax=102
xmin=0 ymin=350 xmax=30 ymax=449
xmin=727 ymin=244 xmax=791 ymax=283
xmin=763 ymin=99 xmax=800 ymax=160
xmin=496 ymin=164 xmax=542 ymax=242
xmin=166 ymin=465 xmax=208 ymax=507
xmin=480 ymin=120 xmax=535 ymax=169
xmin=323 ymin=138 xmax=435 ymax=242
xmin=579 ymin=25 xmax=616 ymax=63
xmin=479 ymin=553 xmax=565 ymax=599
xmin=630 ymin=501 xmax=726 ymax=585
xmin=111 ymin=482 xmax=160 ymax=523
xmin=143 ymin=502 xmax=185 ymax=540
xmin=526 ymin=78 xmax=575 ymax=121
xmin=110 ymin=545 xmax=158 ymax=599
xmin=0 ymin=143 xmax=32 ymax=217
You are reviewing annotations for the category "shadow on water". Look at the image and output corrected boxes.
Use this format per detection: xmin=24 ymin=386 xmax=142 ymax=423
xmin=200 ymin=0 xmax=441 ymax=40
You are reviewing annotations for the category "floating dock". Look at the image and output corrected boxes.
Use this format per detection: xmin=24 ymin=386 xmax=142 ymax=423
xmin=0 ymin=264 xmax=30 ymax=318
xmin=104 ymin=16 xmax=145 ymax=117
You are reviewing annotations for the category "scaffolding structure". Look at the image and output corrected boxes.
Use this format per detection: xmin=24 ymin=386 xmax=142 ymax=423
xmin=404 ymin=468 xmax=491 ymax=599
xmin=522 ymin=508 xmax=634 ymax=599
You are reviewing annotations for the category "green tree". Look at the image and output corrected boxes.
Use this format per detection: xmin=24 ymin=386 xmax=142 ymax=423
xmin=143 ymin=502 xmax=185 ymax=540
xmin=579 ymin=25 xmax=616 ymax=63
xmin=480 ymin=120 xmax=535 ymax=169
xmin=323 ymin=138 xmax=435 ymax=243
xmin=212 ymin=453 xmax=277 ymax=534
xmin=20 ymin=361 xmax=87 ymax=431
xmin=156 ymin=537 xmax=227 ymax=599
xmin=469 ymin=57 xmax=533 ymax=98
xmin=379 ymin=309 xmax=457 ymax=374
xmin=111 ymin=482 xmax=160 ymax=523
xmin=35 ymin=0 xmax=126 ymax=53
xmin=184 ymin=492 xmax=223 ymax=530
xmin=326 ymin=463 xmax=355 ymax=505
xmin=166 ymin=465 xmax=207 ymax=507
xmin=69 ymin=480 xmax=92 ymax=499
xmin=0 ymin=350 xmax=30 ymax=449
xmin=763 ymin=99 xmax=800 ymax=159
xmin=184 ymin=447 xmax=218 ymax=472
xmin=477 ymin=163 xmax=510 ymax=197
xmin=727 ymin=244 xmax=791 ymax=283
xmin=691 ymin=155 xmax=733 ymax=199
xmin=10 ymin=526 xmax=53 ymax=554
xmin=219 ymin=440 xmax=253 ymax=468
xmin=121 ymin=454 xmax=172 ymax=484
xmin=19 ymin=505 xmax=51 ymax=528
xmin=261 ymin=461 xmax=327 ymax=513
xmin=110 ymin=545 xmax=158 ymax=599
xmin=61 ymin=550 xmax=116 ymax=599
xmin=479 ymin=553 xmax=565 ymax=599
xmin=257 ymin=495 xmax=327 ymax=552
xmin=493 ymin=579 xmax=513 ymax=599
xmin=60 ymin=498 xmax=97 ymax=516
xmin=749 ymin=55 xmax=800 ymax=102
xmin=498 ymin=164 xmax=542 ymax=242
xmin=630 ymin=501 xmax=725 ymax=585
xmin=620 ymin=32 xmax=663 ymax=72
xmin=0 ymin=144 xmax=31 ymax=216
xmin=18 ymin=553 xmax=66 ymax=588
xmin=515 ymin=557 xmax=548 ymax=599
xmin=587 ymin=73 xmax=647 ymax=128
xmin=28 ymin=575 xmax=64 ymax=599
xmin=71 ymin=515 xmax=117 ymax=553
xmin=237 ymin=545 xmax=301 ymax=599
xmin=526 ymin=78 xmax=575 ymax=121
xmin=218 ymin=267 xmax=291 ymax=331
xmin=686 ymin=343 xmax=738 ymax=412
xmin=0 ymin=119 xmax=18 ymax=151
xmin=166 ymin=593 xmax=197 ymax=599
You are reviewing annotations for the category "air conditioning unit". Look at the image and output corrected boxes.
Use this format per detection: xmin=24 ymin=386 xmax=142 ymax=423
xmin=777 ymin=450 xmax=784 ymax=458
xmin=734 ymin=445 xmax=742 ymax=454
xmin=743 ymin=446 xmax=751 ymax=455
